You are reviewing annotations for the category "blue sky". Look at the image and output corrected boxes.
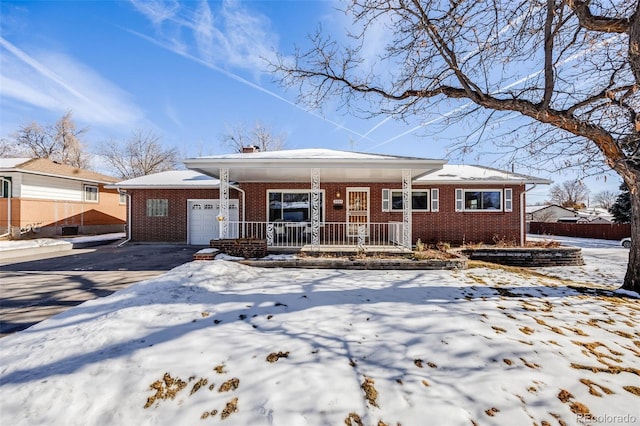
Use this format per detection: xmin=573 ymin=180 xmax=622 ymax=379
xmin=0 ymin=0 xmax=622 ymax=204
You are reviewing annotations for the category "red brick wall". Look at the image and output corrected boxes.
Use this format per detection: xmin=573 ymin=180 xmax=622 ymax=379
xmin=238 ymin=182 xmax=525 ymax=245
xmin=128 ymin=188 xmax=226 ymax=242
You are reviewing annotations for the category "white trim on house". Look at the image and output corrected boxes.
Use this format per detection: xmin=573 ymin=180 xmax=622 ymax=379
xmin=184 ymin=149 xmax=446 ymax=183
xmin=456 ymin=188 xmax=509 ymax=212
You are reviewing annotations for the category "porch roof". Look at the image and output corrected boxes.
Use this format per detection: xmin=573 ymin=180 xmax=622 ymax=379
xmin=184 ymin=149 xmax=446 ymax=183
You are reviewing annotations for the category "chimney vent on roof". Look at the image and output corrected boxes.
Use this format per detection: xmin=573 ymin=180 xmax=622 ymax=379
xmin=242 ymin=146 xmax=260 ymax=153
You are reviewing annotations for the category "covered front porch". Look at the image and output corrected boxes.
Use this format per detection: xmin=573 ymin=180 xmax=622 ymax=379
xmin=184 ymin=148 xmax=446 ymax=251
xmin=226 ymin=220 xmax=409 ymax=252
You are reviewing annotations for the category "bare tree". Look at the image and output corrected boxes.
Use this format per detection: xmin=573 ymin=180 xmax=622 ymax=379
xmin=222 ymin=121 xmax=287 ymax=152
xmin=549 ymin=179 xmax=589 ymax=209
xmin=99 ymin=130 xmax=180 ymax=179
xmin=593 ymin=190 xmax=618 ymax=210
xmin=9 ymin=111 xmax=90 ymax=168
xmin=54 ymin=112 xmax=90 ymax=169
xmin=273 ymin=0 xmax=640 ymax=292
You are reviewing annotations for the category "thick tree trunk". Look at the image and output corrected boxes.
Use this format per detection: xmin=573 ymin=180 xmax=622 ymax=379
xmin=622 ymin=177 xmax=640 ymax=293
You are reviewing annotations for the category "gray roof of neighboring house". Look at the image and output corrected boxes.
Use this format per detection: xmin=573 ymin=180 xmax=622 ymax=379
xmin=0 ymin=158 xmax=119 ymax=184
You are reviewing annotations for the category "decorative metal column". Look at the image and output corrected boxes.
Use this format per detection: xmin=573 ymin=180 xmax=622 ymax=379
xmin=402 ymin=169 xmax=412 ymax=250
xmin=310 ymin=168 xmax=321 ymax=247
xmin=218 ymin=167 xmax=229 ymax=239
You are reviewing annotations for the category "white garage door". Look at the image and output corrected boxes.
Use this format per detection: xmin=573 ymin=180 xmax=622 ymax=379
xmin=188 ymin=200 xmax=239 ymax=245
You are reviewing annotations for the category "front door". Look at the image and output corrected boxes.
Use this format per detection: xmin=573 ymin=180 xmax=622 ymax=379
xmin=346 ymin=188 xmax=369 ymax=237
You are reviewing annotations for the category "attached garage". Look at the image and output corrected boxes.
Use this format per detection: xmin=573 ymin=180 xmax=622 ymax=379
xmin=188 ymin=199 xmax=239 ymax=245
xmin=111 ymin=170 xmax=242 ymax=244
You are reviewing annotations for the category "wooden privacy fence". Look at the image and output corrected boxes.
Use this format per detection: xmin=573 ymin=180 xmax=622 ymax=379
xmin=529 ymin=222 xmax=631 ymax=241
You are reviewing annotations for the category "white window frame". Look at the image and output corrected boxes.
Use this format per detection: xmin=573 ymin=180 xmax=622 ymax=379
xmin=455 ymin=188 xmax=506 ymax=212
xmin=504 ymin=188 xmax=513 ymax=212
xmin=83 ymin=184 xmax=99 ymax=203
xmin=431 ymin=188 xmax=439 ymax=212
xmin=266 ymin=189 xmax=326 ymax=222
xmin=147 ymin=199 xmax=169 ymax=217
xmin=382 ymin=189 xmax=430 ymax=212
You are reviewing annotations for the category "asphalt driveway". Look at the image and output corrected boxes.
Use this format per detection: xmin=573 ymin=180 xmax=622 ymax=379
xmin=0 ymin=243 xmax=200 ymax=337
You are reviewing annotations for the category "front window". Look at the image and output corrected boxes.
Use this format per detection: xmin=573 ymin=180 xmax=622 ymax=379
xmin=268 ymin=190 xmax=324 ymax=222
xmin=464 ymin=191 xmax=501 ymax=210
xmin=84 ymin=185 xmax=99 ymax=202
xmin=390 ymin=190 xmax=429 ymax=211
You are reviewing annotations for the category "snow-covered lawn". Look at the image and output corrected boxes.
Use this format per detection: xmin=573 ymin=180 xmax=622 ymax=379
xmin=0 ymin=243 xmax=637 ymax=426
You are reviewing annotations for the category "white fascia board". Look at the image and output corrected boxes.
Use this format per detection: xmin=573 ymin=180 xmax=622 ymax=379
xmin=184 ymin=158 xmax=446 ymax=172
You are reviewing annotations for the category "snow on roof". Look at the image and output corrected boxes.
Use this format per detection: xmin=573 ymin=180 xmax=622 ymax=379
xmin=192 ymin=148 xmax=439 ymax=162
xmin=0 ymin=158 xmax=32 ymax=169
xmin=112 ymin=170 xmax=219 ymax=188
xmin=416 ymin=164 xmax=552 ymax=184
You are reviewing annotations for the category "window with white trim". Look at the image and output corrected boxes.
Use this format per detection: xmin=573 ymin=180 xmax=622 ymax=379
xmin=83 ymin=185 xmax=99 ymax=202
xmin=147 ymin=199 xmax=169 ymax=217
xmin=455 ymin=189 xmax=506 ymax=211
xmin=431 ymin=188 xmax=439 ymax=212
xmin=382 ymin=189 xmax=430 ymax=212
xmin=504 ymin=188 xmax=513 ymax=212
xmin=268 ymin=190 xmax=324 ymax=222
xmin=0 ymin=177 xmax=10 ymax=198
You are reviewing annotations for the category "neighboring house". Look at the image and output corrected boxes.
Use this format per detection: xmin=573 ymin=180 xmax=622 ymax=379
xmin=527 ymin=204 xmax=614 ymax=224
xmin=115 ymin=149 xmax=551 ymax=248
xmin=0 ymin=158 xmax=126 ymax=238
xmin=526 ymin=204 xmax=578 ymax=222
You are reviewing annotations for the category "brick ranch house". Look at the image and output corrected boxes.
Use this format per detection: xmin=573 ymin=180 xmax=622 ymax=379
xmin=1 ymin=158 xmax=126 ymax=238
xmin=113 ymin=148 xmax=551 ymax=249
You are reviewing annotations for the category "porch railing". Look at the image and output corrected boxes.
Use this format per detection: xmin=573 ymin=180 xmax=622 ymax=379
xmin=226 ymin=221 xmax=404 ymax=249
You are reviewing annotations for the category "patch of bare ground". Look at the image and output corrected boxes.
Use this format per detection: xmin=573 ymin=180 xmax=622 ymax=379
xmin=549 ymin=412 xmax=567 ymax=426
xmin=519 ymin=358 xmax=540 ymax=369
xmin=361 ymin=377 xmax=379 ymax=407
xmin=519 ymin=326 xmax=535 ymax=335
xmin=503 ymin=358 xmax=513 ymax=366
xmin=414 ymin=359 xmax=423 ymax=368
xmin=213 ymin=363 xmax=226 ymax=374
xmin=491 ymin=326 xmax=507 ymax=334
xmin=572 ymin=341 xmax=624 ymax=364
xmin=623 ymin=386 xmax=640 ymax=396
xmin=485 ymin=407 xmax=500 ymax=416
xmin=200 ymin=409 xmax=218 ymax=419
xmin=571 ymin=363 xmax=640 ymax=376
xmin=531 ymin=317 xmax=564 ymax=335
xmin=557 ymin=389 xmax=591 ymax=416
xmin=221 ymin=397 xmax=238 ymax=420
xmin=144 ymin=372 xmax=187 ymax=409
xmin=579 ymin=378 xmax=614 ymax=397
xmin=266 ymin=351 xmax=289 ymax=363
xmin=190 ymin=378 xmax=208 ymax=396
xmin=218 ymin=378 xmax=240 ymax=392
xmin=345 ymin=412 xmax=363 ymax=426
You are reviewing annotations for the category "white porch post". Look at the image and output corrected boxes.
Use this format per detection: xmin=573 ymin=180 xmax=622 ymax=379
xmin=402 ymin=169 xmax=412 ymax=250
xmin=310 ymin=168 xmax=320 ymax=247
xmin=219 ymin=167 xmax=229 ymax=239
